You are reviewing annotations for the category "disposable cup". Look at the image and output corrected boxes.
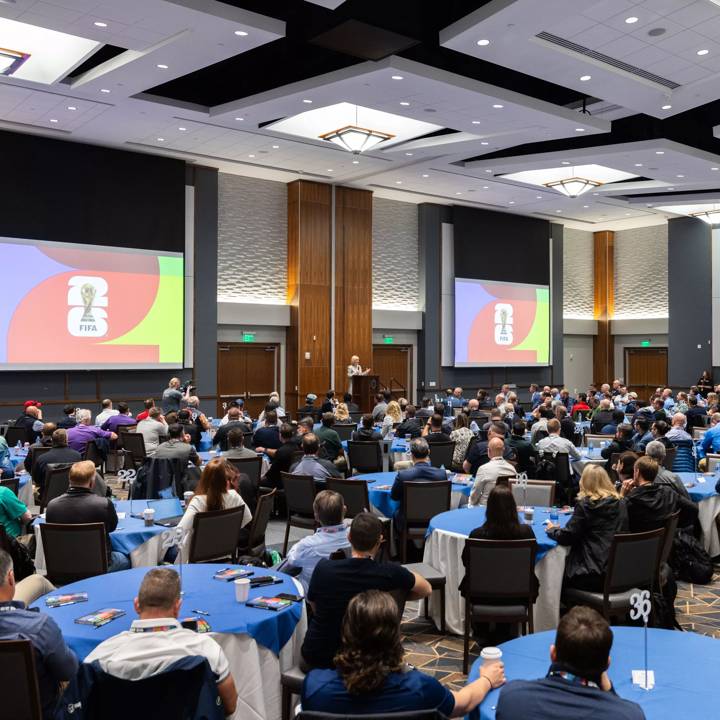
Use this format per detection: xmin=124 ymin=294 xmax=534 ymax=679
xmin=480 ymin=647 xmax=503 ymax=666
xmin=234 ymin=578 xmax=250 ymax=603
xmin=143 ymin=508 xmax=155 ymax=527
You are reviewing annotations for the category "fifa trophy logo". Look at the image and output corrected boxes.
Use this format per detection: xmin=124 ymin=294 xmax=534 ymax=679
xmin=494 ymin=303 xmax=513 ymax=345
xmin=68 ymin=276 xmax=108 ymax=337
xmin=80 ymin=283 xmax=97 ymax=323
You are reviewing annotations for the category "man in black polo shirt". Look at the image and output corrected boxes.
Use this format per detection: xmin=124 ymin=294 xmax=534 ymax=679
xmin=396 ymin=405 xmax=423 ymax=439
xmin=263 ymin=423 xmax=301 ymax=488
xmin=32 ymin=428 xmax=82 ymax=494
xmin=301 ymin=512 xmax=431 ymax=669
xmin=212 ymin=407 xmax=252 ymax=452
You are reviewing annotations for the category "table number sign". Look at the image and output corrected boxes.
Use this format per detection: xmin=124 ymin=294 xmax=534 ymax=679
xmin=629 ymin=590 xmax=654 ymax=690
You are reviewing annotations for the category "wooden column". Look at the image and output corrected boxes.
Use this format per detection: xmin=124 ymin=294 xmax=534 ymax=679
xmin=287 ymin=181 xmax=332 ymax=413
xmin=593 ymin=230 xmax=615 ymax=383
xmin=334 ymin=187 xmax=373 ymax=395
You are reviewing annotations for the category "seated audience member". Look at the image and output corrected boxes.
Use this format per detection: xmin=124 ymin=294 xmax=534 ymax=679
xmin=320 ymin=390 xmax=337 ymax=414
xmin=529 ymin=407 xmax=553 ymax=444
xmin=178 ymin=458 xmax=251 ymax=551
xmin=390 ymin=439 xmax=447 ymax=525
xmin=590 ymin=399 xmax=615 ymax=434
xmin=45 ymin=460 xmax=129 ymax=572
xmin=222 ymin=427 xmax=257 ymax=460
xmin=258 ymin=393 xmax=286 ymax=423
xmin=291 ymin=433 xmax=343 ymax=481
xmin=464 ymin=422 xmax=516 ymax=476
xmin=297 ymin=393 xmax=318 ymax=418
xmin=652 ymin=397 xmax=667 ymax=422
xmin=154 ymin=423 xmax=201 ymax=466
xmin=450 ymin=413 xmax=474 ymax=469
xmin=100 ymin=402 xmax=136 ymax=433
xmin=136 ymin=407 xmax=167 ymax=455
xmin=94 ymin=398 xmax=118 ymax=427
xmin=571 ymin=392 xmax=591 ymax=417
xmin=600 ymin=423 xmax=634 ymax=473
xmin=395 ymin=405 xmax=423 ymax=439
xmin=536 ymin=419 xmax=581 ymax=466
xmin=600 ymin=409 xmax=625 ymax=436
xmin=67 ymin=408 xmax=117 ymax=455
xmin=263 ymin=424 xmax=301 ymax=488
xmin=496 ymin=606 xmax=645 ymax=720
xmin=665 ymin=412 xmax=692 ymax=444
xmin=380 ymin=401 xmax=403 ymax=438
xmin=284 ymin=490 xmax=351 ymax=592
xmin=23 ymin=422 xmax=56 ymax=472
xmin=136 ymin=398 xmax=155 ymax=422
xmin=469 ymin=437 xmax=516 ymax=507
xmin=14 ymin=402 xmax=44 ymax=444
xmin=416 ymin=397 xmax=434 ymax=418
xmin=508 ymin=420 xmax=536 ymax=474
xmin=631 ymin=418 xmax=653 ymax=452
xmin=0 ymin=434 xmax=13 ymax=479
xmin=685 ymin=394 xmax=707 ymax=431
xmin=661 ymin=388 xmax=675 ymax=411
xmin=371 ymin=392 xmax=390 ymax=421
xmin=423 ymin=413 xmax=452 ymax=443
xmin=644 ymin=440 xmax=690 ymax=498
xmin=0 ymin=476 xmax=31 ymax=538
xmin=315 ymin=412 xmax=344 ymax=463
xmin=547 ymin=465 xmax=628 ymax=592
xmin=0 ymin=549 xmax=78 ymax=719
xmin=334 ymin=402 xmax=354 ymax=424
xmin=699 ymin=412 xmax=720 ymax=458
xmin=84 ymin=567 xmax=237 ymax=717
xmin=555 ymin=405 xmax=575 ymax=442
xmin=621 ymin=456 xmax=697 ymax=532
xmin=176 ymin=408 xmax=200 ymax=447
xmin=0 ymin=525 xmax=37 ymax=587
xmin=185 ymin=395 xmax=210 ymax=432
xmin=253 ymin=410 xmax=282 ymax=452
xmin=212 ymin=407 xmax=251 ymax=451
xmin=56 ymin=404 xmax=77 ymax=429
xmin=32 ymin=428 xmax=82 ymax=493
xmin=651 ymin=420 xmax=672 ymax=448
xmin=302 ymin=512 xmax=431 ymax=668
xmin=303 ymin=590 xmax=504 ymax=717
xmin=351 ymin=414 xmax=382 ymax=442
xmin=624 ymin=392 xmax=639 ymax=415
xmin=343 ymin=392 xmax=360 ymax=414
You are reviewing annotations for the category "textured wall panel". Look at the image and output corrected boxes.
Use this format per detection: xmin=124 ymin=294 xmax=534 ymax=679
xmin=614 ymin=225 xmax=668 ymax=318
xmin=372 ymin=197 xmax=419 ymax=310
xmin=217 ymin=173 xmax=287 ymax=303
xmin=563 ymin=228 xmax=594 ymax=318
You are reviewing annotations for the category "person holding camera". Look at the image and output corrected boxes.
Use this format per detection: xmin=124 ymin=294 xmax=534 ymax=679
xmin=161 ymin=377 xmax=190 ymax=414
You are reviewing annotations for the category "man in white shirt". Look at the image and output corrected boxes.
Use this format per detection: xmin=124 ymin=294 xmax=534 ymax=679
xmin=470 ymin=437 xmax=516 ymax=506
xmin=665 ymin=412 xmax=692 ymax=444
xmin=536 ymin=419 xmax=581 ymax=476
xmin=94 ymin=398 xmax=118 ymax=427
xmin=84 ymin=568 xmax=237 ymax=716
xmin=284 ymin=490 xmax=350 ymax=592
xmin=137 ymin=407 xmax=167 ymax=454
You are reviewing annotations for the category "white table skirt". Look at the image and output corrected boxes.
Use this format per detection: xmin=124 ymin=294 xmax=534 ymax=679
xmin=19 ymin=479 xmax=33 ymax=508
xmin=421 ymin=527 xmax=568 ymax=635
xmin=698 ymin=495 xmax=720 ymax=556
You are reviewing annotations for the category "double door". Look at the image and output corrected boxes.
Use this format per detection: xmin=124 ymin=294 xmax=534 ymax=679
xmin=625 ymin=347 xmax=667 ymax=403
xmin=217 ymin=343 xmax=280 ymax=418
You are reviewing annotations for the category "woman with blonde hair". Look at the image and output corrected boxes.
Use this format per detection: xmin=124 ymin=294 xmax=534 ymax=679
xmin=380 ymin=400 xmax=402 ymax=438
xmin=334 ymin=402 xmax=353 ymax=424
xmin=546 ymin=464 xmax=628 ymax=592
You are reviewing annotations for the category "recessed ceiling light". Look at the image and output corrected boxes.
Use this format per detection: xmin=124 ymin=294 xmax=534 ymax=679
xmin=575 ymin=128 xmax=585 ymax=132
xmin=352 ymin=160 xmax=359 ymax=164
xmin=234 ymin=117 xmax=244 ymax=121
xmin=697 ymin=49 xmax=709 ymax=56
xmin=485 ymin=169 xmax=492 ymax=173
xmin=391 ymin=75 xmax=403 ymax=80
xmin=94 ymin=21 xmax=107 ymax=28
xmin=157 ymin=137 xmax=164 ymax=142
xmin=49 ymin=118 xmax=58 ymax=123
xmin=625 ymin=16 xmax=639 ymax=24
xmin=456 ymin=191 xmax=462 ymax=195
xmin=395 ymin=180 xmax=402 ymax=184
xmin=508 ymin=201 xmax=515 ymax=204
xmin=676 ymin=174 xmax=685 ymax=178
xmin=100 ymin=88 xmax=110 ymax=93
xmin=667 ymin=187 xmax=674 ymax=190
xmin=580 ymin=75 xmax=591 ymax=81
xmin=713 ymin=167 xmax=719 ymax=171
xmin=178 ymin=126 xmax=186 ymax=131
xmin=472 ymin=120 xmax=481 ymax=125
xmin=302 ymin=99 xmax=312 ymax=104
xmin=481 ymin=141 xmax=489 ymax=145
xmin=327 ymin=169 xmax=333 ymax=172
xmin=248 ymin=154 xmax=255 ymax=158
xmin=482 ymin=186 xmax=489 ymax=189
xmin=634 ymin=163 xmax=643 ymax=167
xmin=492 ymin=104 xmax=504 ymax=109
xmin=477 ymin=39 xmax=490 ymax=46
xmin=405 ymin=152 xmax=413 ymax=156
xmin=234 ymin=30 xmax=248 ymax=36
xmin=536 ymin=196 xmax=542 ymax=199
xmin=556 ymin=209 xmax=562 ymax=213
xmin=661 ymin=104 xmax=672 ymax=110
xmin=561 ymin=161 xmax=571 ymax=165
xmin=156 ymin=64 xmax=168 ymax=69
xmin=67 ymin=105 xmax=76 ymax=111
xmin=583 ymin=205 xmax=589 ymax=208
xmin=400 ymin=101 xmax=410 ymax=106
xmin=422 ymin=173 xmax=429 ymax=177
xmin=655 ymin=150 xmax=664 ymax=154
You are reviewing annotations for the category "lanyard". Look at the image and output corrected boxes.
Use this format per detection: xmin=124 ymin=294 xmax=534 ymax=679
xmin=548 ymin=670 xmax=599 ymax=689
xmin=130 ymin=624 xmax=177 ymax=633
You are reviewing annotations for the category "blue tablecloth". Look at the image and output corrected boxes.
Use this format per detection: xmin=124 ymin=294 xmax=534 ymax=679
xmin=677 ymin=471 xmax=719 ymax=502
xmin=427 ymin=506 xmax=569 ymax=560
xmin=32 ymin=564 xmax=303 ymax=659
xmin=468 ymin=626 xmax=719 ymax=720
xmin=9 ymin=449 xmax=26 ymax=469
xmin=34 ymin=500 xmax=165 ymax=557
xmin=198 ymin=431 xmax=212 ymax=452
xmin=355 ymin=471 xmax=472 ymax=518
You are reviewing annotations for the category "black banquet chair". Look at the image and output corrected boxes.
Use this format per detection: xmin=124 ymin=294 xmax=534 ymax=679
xmin=347 ymin=441 xmax=383 ymax=474
xmin=0 ymin=640 xmax=43 ymax=720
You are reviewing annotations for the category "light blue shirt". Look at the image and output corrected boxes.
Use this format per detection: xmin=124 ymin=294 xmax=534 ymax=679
xmin=285 ymin=524 xmax=350 ymax=592
xmin=663 ymin=397 xmax=675 ymax=411
xmin=699 ymin=424 xmax=720 ymax=458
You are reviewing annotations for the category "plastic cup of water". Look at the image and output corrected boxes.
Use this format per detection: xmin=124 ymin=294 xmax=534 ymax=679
xmin=234 ymin=578 xmax=250 ymax=603
xmin=481 ymin=647 xmax=503 ymax=667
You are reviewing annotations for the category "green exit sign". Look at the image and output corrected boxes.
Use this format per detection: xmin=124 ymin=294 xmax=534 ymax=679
xmin=641 ymin=340 xmax=651 ymax=347
xmin=383 ymin=336 xmax=394 ymax=344
xmin=242 ymin=332 xmax=255 ymax=343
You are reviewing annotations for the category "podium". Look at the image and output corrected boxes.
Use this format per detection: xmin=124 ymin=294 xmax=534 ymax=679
xmin=351 ymin=374 xmax=380 ymax=414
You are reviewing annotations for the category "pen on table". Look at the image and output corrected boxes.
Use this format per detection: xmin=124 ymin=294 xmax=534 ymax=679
xmin=192 ymin=609 xmax=210 ymax=616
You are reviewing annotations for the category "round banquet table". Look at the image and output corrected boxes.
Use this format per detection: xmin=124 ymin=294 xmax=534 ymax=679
xmin=33 ymin=500 xmax=168 ymax=573
xmin=467 ymin=627 xmax=719 ymax=720
xmin=422 ymin=506 xmax=570 ymax=635
xmin=33 ymin=564 xmax=307 ymax=720
xmin=677 ymin=471 xmax=720 ymax=555
xmin=571 ymin=445 xmax=605 ymax=474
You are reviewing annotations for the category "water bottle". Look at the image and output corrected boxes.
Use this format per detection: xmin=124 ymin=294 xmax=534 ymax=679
xmin=550 ymin=507 xmax=559 ymax=523
xmin=15 ymin=440 xmax=21 ymax=451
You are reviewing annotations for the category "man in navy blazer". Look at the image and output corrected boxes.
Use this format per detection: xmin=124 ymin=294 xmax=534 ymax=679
xmin=390 ymin=438 xmax=448 ymax=528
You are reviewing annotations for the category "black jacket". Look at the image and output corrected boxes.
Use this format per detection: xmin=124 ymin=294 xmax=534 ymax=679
xmin=600 ymin=438 xmax=634 ymax=472
xmin=625 ymin=482 xmax=698 ymax=533
xmin=32 ymin=446 xmax=82 ymax=491
xmin=591 ymin=410 xmax=615 ymax=434
xmin=12 ymin=414 xmax=40 ymax=444
xmin=264 ymin=436 xmax=302 ymax=488
xmin=559 ymin=417 xmax=576 ymax=442
xmin=395 ymin=417 xmax=423 ymax=439
xmin=547 ymin=497 xmax=628 ymax=585
xmin=507 ymin=436 xmax=536 ymax=474
xmin=212 ymin=420 xmax=251 ymax=451
xmin=351 ymin=428 xmax=381 ymax=442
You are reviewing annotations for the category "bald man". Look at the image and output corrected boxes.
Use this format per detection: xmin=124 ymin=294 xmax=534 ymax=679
xmin=469 ymin=437 xmax=516 ymax=506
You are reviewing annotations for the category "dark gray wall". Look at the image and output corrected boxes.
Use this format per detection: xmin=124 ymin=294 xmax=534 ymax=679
xmin=417 ymin=203 xmax=563 ymax=401
xmin=668 ymin=216 xmax=712 ymax=386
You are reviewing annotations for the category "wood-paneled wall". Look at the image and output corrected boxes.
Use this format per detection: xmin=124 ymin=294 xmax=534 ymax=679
xmin=286 ymin=180 xmax=332 ymax=412
xmin=593 ymin=230 xmax=615 ymax=384
xmin=334 ymin=187 xmax=373 ymax=396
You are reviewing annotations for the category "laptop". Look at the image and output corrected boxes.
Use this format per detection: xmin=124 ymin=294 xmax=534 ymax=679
xmin=146 ymin=497 xmax=185 ymax=527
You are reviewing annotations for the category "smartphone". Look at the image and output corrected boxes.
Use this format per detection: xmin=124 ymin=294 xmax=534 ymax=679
xmin=276 ymin=592 xmax=304 ymax=603
xmin=250 ymin=576 xmax=281 ymax=587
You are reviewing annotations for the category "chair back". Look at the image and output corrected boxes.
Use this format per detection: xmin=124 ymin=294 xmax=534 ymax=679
xmin=39 ymin=522 xmax=108 ymax=586
xmin=0 ymin=478 xmax=19 ymax=496
xmin=334 ymin=424 xmax=356 ymax=442
xmin=120 ymin=431 xmax=146 ymax=464
xmin=347 ymin=441 xmax=383 ymax=473
xmin=326 ymin=477 xmax=370 ymax=517
xmin=706 ymin=453 xmax=720 ymax=473
xmin=244 ymin=489 xmax=276 ymax=551
xmin=188 ymin=506 xmax=246 ymax=563
xmin=41 ymin=464 xmax=72 ymax=511
xmin=4 ymin=426 xmax=28 ymax=447
xmin=404 ymin=480 xmax=451 ymax=526
xmin=693 ymin=427 xmax=708 ymax=440
xmin=84 ymin=440 xmax=104 ymax=470
xmin=28 ymin=445 xmax=51 ymax=473
xmin=280 ymin=472 xmax=317 ymax=516
xmin=605 ymin=527 xmax=666 ymax=596
xmin=509 ymin=479 xmax=555 ymax=507
xmin=348 ymin=412 xmax=362 ymax=424
xmin=463 ymin=537 xmax=538 ymax=601
xmin=227 ymin=457 xmax=262 ymax=488
xmin=659 ymin=510 xmax=681 ymax=570
xmin=607 ymin=452 xmax=621 ymax=485
xmin=670 ymin=443 xmax=695 ymax=473
xmin=662 ymin=446 xmax=676 ymax=470
xmin=428 ymin=441 xmax=455 ymax=469
xmin=0 ymin=640 xmax=42 ymax=720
